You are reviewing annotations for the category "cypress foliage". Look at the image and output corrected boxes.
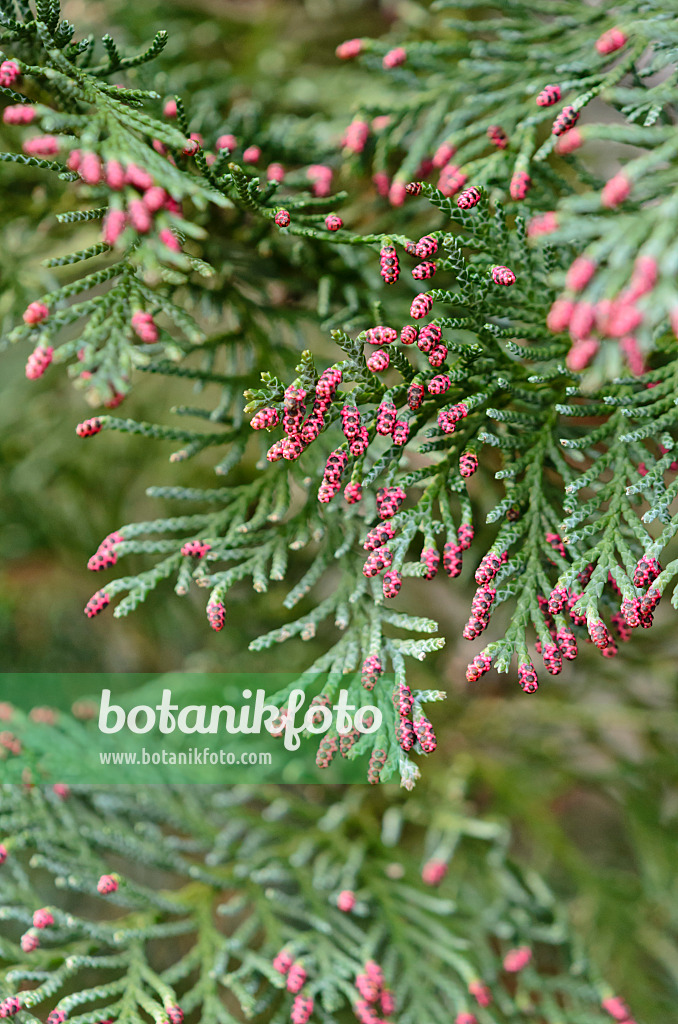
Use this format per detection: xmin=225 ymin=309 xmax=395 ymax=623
xmin=3 ymin=4 xmax=678 ymax=1021
xmin=0 ymin=781 xmax=640 ymax=1024
xmin=3 ymin=1 xmax=678 ymax=781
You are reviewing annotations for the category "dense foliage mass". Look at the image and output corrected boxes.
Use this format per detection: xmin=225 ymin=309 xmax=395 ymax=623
xmin=0 ymin=783 xmax=642 ymax=1024
xmin=4 ymin=3 xmax=678 ymax=1022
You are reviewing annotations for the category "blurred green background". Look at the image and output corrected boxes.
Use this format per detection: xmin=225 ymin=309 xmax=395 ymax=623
xmin=1 ymin=2 xmax=678 ymax=1021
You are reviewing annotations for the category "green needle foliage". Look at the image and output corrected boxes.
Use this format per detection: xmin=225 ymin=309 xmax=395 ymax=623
xmin=0 ymin=781 xmax=639 ymax=1024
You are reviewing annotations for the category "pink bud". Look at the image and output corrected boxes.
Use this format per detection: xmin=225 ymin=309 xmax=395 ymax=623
xmin=267 ymin=163 xmax=285 ymax=182
xmin=372 ymin=115 xmax=391 ymax=132
xmin=344 ymin=119 xmax=370 ymax=154
xmin=159 ymin=228 xmax=181 ymax=252
xmin=3 ymin=105 xmax=36 ymax=125
xmin=143 ymin=186 xmax=167 ymax=212
xmin=105 ymin=160 xmax=125 ymax=190
xmin=366 ymin=349 xmax=389 ymax=373
xmin=286 ymin=963 xmax=307 ymax=994
xmin=23 ymin=301 xmax=49 ymax=325
xmin=596 ymin=27 xmax=627 ymax=55
xmin=20 ymin=932 xmax=39 ymax=953
xmin=336 ymin=38 xmax=363 ymax=60
xmin=104 ymin=390 xmax=125 ymax=410
xmin=33 ymin=908 xmax=54 ymax=928
xmin=555 ymin=128 xmax=582 ymax=154
xmin=619 ymin=335 xmax=645 ymax=376
xmin=432 ymin=141 xmax=456 ymax=168
xmin=421 ymin=859 xmax=447 ymax=886
xmin=307 ymin=163 xmax=333 ymax=196
xmin=372 ymin=172 xmax=390 ymax=197
xmin=388 ymin=181 xmax=407 ymax=206
xmin=592 ymin=300 xmax=612 ymax=336
xmin=566 ymin=257 xmax=596 ymax=291
xmin=97 ymin=873 xmax=118 ymax=894
xmin=23 ymin=135 xmax=59 ymax=158
xmin=382 ymin=47 xmax=406 ymax=69
xmin=128 ymin=198 xmax=152 ymax=233
xmin=125 ymin=163 xmax=153 ymax=190
xmin=380 ymin=990 xmax=396 ymax=1016
xmin=355 ymin=974 xmax=379 ymax=1003
xmin=76 ymin=418 xmax=104 ymax=439
xmin=79 ymin=152 xmax=103 ymax=184
xmin=502 ymin=946 xmax=532 ymax=972
xmin=547 ymin=298 xmax=574 ymax=332
xmin=337 ymin=889 xmax=356 ymax=912
xmin=437 ymin=162 xmax=467 ymax=196
xmin=272 ymin=949 xmax=293 ymax=974
xmin=569 ymin=301 xmax=596 ymax=340
xmin=102 ymin=209 xmax=127 ymax=246
xmin=25 ymin=345 xmax=53 ymax=379
xmin=601 ymin=173 xmax=631 ymax=208
xmin=131 ymin=311 xmax=159 ymax=343
xmin=0 ymin=60 xmax=20 ymax=88
xmin=307 ymin=163 xmax=332 ymax=181
xmin=607 ymin=302 xmax=642 ymax=337
xmin=527 ymin=211 xmax=557 ymax=237
xmin=602 ymin=996 xmax=631 ymax=1021
xmin=163 ymin=99 xmax=178 ymax=118
xmin=566 ymin=337 xmax=599 ymax=371
xmin=629 ymin=255 xmax=658 ymax=297
xmin=243 ymin=145 xmax=261 ymax=164
xmin=216 ymin=134 xmax=237 ymax=152
xmin=468 ymin=980 xmax=492 ymax=1007
xmin=364 ymin=961 xmax=383 ymax=987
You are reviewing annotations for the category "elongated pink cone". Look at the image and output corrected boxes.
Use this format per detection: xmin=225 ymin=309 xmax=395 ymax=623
xmin=602 ymin=173 xmax=631 ymax=207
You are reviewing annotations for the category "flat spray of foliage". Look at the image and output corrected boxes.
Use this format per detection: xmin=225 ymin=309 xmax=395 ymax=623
xmin=2 ymin=5 xmax=678 ymax=1022
xmin=0 ymin=782 xmax=638 ymax=1024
